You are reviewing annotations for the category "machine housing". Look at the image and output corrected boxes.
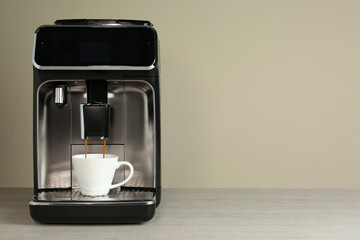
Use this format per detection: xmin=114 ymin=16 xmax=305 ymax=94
xmin=29 ymin=19 xmax=161 ymax=223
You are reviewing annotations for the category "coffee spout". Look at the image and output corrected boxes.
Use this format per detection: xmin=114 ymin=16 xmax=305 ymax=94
xmin=80 ymin=80 xmax=110 ymax=140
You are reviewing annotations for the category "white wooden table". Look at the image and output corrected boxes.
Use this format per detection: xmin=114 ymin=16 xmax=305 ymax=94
xmin=1 ymin=188 xmax=360 ymax=239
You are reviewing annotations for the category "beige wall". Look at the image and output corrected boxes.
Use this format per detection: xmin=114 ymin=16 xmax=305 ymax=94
xmin=1 ymin=0 xmax=360 ymax=188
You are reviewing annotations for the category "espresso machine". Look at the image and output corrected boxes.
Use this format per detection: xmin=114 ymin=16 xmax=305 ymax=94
xmin=29 ymin=19 xmax=161 ymax=223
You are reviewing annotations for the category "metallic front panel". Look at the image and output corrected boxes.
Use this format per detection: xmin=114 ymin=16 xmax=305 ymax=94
xmin=107 ymin=81 xmax=126 ymax=144
xmin=37 ymin=82 xmax=71 ymax=189
xmin=37 ymin=80 xmax=155 ymax=190
xmin=125 ymin=82 xmax=155 ymax=187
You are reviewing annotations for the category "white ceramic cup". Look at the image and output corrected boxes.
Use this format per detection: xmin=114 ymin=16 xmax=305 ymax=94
xmin=72 ymin=154 xmax=134 ymax=196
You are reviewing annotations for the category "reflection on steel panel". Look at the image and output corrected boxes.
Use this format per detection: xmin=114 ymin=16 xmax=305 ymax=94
xmin=125 ymin=82 xmax=155 ymax=188
xmin=37 ymin=81 xmax=71 ymax=189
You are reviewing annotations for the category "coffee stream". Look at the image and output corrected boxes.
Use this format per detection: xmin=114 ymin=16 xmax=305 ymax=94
xmin=84 ymin=139 xmax=88 ymax=159
xmin=84 ymin=139 xmax=107 ymax=159
xmin=103 ymin=139 xmax=107 ymax=158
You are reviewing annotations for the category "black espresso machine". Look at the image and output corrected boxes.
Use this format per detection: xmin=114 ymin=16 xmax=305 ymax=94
xmin=29 ymin=19 xmax=161 ymax=223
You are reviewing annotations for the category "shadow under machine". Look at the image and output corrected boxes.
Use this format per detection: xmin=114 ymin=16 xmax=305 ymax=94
xmin=29 ymin=19 xmax=161 ymax=223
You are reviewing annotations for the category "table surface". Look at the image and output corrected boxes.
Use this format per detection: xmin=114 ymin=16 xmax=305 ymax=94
xmin=1 ymin=188 xmax=360 ymax=239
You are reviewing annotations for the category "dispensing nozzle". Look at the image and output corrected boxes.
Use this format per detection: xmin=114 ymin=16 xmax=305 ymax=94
xmin=80 ymin=103 xmax=110 ymax=139
xmin=54 ymin=85 xmax=67 ymax=106
xmin=80 ymin=80 xmax=110 ymax=139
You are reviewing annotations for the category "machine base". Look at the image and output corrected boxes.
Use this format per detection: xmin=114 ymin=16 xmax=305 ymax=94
xmin=29 ymin=202 xmax=155 ymax=223
xmin=29 ymin=188 xmax=157 ymax=223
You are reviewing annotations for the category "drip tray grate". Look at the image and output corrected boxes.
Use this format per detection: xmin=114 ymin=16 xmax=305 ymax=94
xmin=36 ymin=188 xmax=155 ymax=202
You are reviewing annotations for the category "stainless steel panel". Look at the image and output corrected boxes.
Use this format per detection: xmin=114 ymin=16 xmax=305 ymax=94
xmin=37 ymin=81 xmax=71 ymax=189
xmin=107 ymin=81 xmax=126 ymax=144
xmin=37 ymin=80 xmax=155 ymax=190
xmin=124 ymin=82 xmax=155 ymax=188
xmin=69 ymin=81 xmax=87 ymax=144
xmin=35 ymin=188 xmax=155 ymax=202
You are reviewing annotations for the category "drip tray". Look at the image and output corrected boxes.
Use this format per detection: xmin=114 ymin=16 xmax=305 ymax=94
xmin=29 ymin=187 xmax=157 ymax=223
xmin=34 ymin=188 xmax=155 ymax=202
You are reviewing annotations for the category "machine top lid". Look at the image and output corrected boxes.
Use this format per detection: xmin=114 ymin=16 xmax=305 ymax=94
xmin=54 ymin=19 xmax=152 ymax=26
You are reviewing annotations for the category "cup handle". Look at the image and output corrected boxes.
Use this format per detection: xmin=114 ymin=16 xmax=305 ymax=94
xmin=110 ymin=161 xmax=134 ymax=189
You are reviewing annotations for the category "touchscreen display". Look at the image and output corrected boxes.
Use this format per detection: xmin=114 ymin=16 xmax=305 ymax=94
xmin=34 ymin=27 xmax=156 ymax=66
